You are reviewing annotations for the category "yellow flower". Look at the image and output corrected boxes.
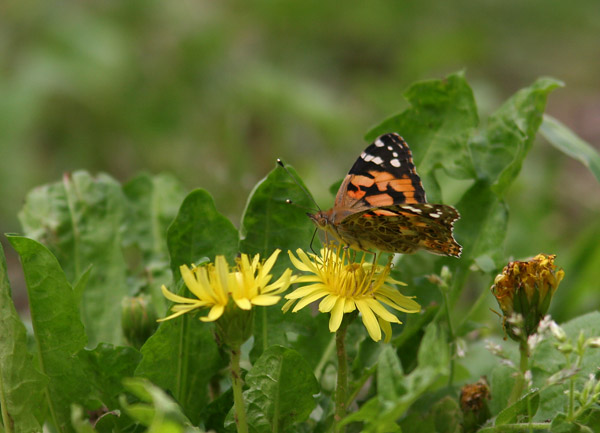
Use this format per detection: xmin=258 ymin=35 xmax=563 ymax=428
xmin=159 ymin=249 xmax=293 ymax=323
xmin=284 ymin=245 xmax=420 ymax=342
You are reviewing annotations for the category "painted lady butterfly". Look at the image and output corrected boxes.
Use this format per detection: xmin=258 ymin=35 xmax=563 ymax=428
xmin=308 ymin=133 xmax=462 ymax=257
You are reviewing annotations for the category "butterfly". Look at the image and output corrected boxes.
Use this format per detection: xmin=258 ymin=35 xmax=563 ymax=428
xmin=308 ymin=133 xmax=462 ymax=257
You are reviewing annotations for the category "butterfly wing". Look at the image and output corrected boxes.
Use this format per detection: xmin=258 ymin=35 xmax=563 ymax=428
xmin=337 ymin=203 xmax=462 ymax=257
xmin=334 ymin=133 xmax=427 ymax=211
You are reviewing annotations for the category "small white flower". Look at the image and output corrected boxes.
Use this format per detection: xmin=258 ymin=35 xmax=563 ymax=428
xmin=528 ymin=333 xmax=544 ymax=352
xmin=524 ymin=370 xmax=533 ymax=388
xmin=549 ymin=321 xmax=567 ymax=342
xmin=485 ymin=340 xmax=504 ymax=357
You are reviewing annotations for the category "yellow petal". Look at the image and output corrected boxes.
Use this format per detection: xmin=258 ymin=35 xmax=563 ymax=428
xmin=285 ymin=283 xmax=326 ymax=300
xmin=160 ymin=285 xmax=197 ymax=304
xmin=378 ymin=316 xmax=393 ymax=343
xmin=319 ymin=294 xmax=338 ymax=313
xmin=365 ymin=298 xmax=401 ymax=323
xmin=200 ymin=304 xmax=225 ymax=322
xmin=180 ymin=265 xmax=205 ymax=299
xmin=234 ymin=298 xmax=253 ymax=310
xmin=356 ymin=299 xmax=381 ymax=342
xmin=329 ymin=297 xmax=345 ymax=333
xmin=251 ymin=294 xmax=281 ymax=306
xmin=282 ymin=298 xmax=296 ymax=313
xmin=292 ymin=290 xmax=328 ymax=312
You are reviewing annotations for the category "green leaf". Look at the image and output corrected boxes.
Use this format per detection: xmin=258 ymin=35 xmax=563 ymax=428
xmin=240 ymin=164 xmax=317 ymax=361
xmin=227 ymin=345 xmax=319 ymax=433
xmin=0 ymin=241 xmax=48 ymax=433
xmin=7 ymin=235 xmax=89 ymax=433
xmin=470 ymin=77 xmax=563 ymax=196
xmin=18 ymin=171 xmax=130 ymax=346
xmin=166 ymin=189 xmax=238 ymax=279
xmin=489 ymin=364 xmax=516 ymax=416
xmin=76 ymin=344 xmax=141 ymax=409
xmin=453 ymin=180 xmax=508 ymax=268
xmin=341 ymin=323 xmax=449 ymax=431
xmin=122 ymin=172 xmax=186 ymax=261
xmin=431 ymin=397 xmax=463 ymax=433
xmin=377 ymin=345 xmax=406 ymax=402
xmin=239 ymin=163 xmax=317 ymax=275
xmin=366 ymin=71 xmax=479 ymax=183
xmin=495 ymin=389 xmax=539 ymax=425
xmin=121 ymin=378 xmax=204 ymax=433
xmin=540 ymin=114 xmax=600 ymax=184
xmin=134 ymin=319 xmax=225 ymax=426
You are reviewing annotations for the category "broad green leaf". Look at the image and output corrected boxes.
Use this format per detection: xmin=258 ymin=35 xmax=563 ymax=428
xmin=121 ymin=378 xmax=204 ymax=433
xmin=76 ymin=344 xmax=141 ymax=410
xmin=366 ymin=71 xmax=479 ymax=183
xmin=18 ymin=171 xmax=129 ymax=346
xmin=122 ymin=172 xmax=186 ymax=261
xmin=240 ymin=164 xmax=316 ymax=361
xmin=226 ymin=345 xmax=318 ymax=433
xmin=377 ymin=345 xmax=406 ymax=402
xmin=540 ymin=114 xmax=600 ymax=184
xmin=0 ymin=241 xmax=47 ymax=433
xmin=239 ymin=163 xmax=316 ymax=275
xmin=495 ymin=389 xmax=539 ymax=425
xmin=489 ymin=365 xmax=516 ymax=416
xmin=8 ymin=235 xmax=89 ymax=433
xmin=453 ymin=180 xmax=508 ymax=268
xmin=469 ymin=77 xmax=563 ymax=196
xmin=135 ymin=319 xmax=225 ymax=426
xmin=167 ymin=189 xmax=238 ymax=279
xmin=341 ymin=323 xmax=449 ymax=431
xmin=431 ymin=397 xmax=463 ymax=433
xmin=201 ymin=389 xmax=234 ymax=433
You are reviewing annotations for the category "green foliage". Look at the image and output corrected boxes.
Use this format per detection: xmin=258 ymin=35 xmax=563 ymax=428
xmin=2 ymin=72 xmax=600 ymax=433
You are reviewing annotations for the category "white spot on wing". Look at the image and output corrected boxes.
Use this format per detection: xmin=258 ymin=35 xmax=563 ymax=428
xmin=387 ymin=145 xmax=393 ymax=151
xmin=430 ymin=213 xmax=441 ymax=218
xmin=372 ymin=156 xmax=384 ymax=165
xmin=390 ymin=158 xmax=401 ymax=167
xmin=375 ymin=139 xmax=384 ymax=147
xmin=393 ymin=152 xmax=398 ymax=157
xmin=404 ymin=206 xmax=422 ymax=214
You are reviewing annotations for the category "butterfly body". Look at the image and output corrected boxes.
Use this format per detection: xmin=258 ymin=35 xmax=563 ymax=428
xmin=309 ymin=133 xmax=462 ymax=257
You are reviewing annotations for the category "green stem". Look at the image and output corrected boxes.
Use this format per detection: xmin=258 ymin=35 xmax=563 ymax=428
xmin=476 ymin=422 xmax=551 ymax=432
xmin=508 ymin=339 xmax=529 ymax=405
xmin=230 ymin=346 xmax=248 ymax=433
xmin=440 ymin=285 xmax=456 ymax=386
xmin=334 ymin=320 xmax=350 ymax=432
xmin=346 ymin=365 xmax=377 ymax=408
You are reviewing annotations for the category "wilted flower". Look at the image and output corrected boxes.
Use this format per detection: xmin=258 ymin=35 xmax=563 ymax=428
xmin=491 ymin=254 xmax=564 ymax=341
xmin=284 ymin=244 xmax=420 ymax=342
xmin=460 ymin=378 xmax=491 ymax=430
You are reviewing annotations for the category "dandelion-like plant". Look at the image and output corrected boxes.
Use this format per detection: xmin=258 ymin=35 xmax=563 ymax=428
xmin=284 ymin=244 xmax=420 ymax=429
xmin=159 ymin=249 xmax=293 ymax=433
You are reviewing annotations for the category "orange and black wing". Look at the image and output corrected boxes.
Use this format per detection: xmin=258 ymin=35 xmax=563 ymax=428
xmin=334 ymin=133 xmax=427 ymax=210
xmin=337 ymin=203 xmax=462 ymax=257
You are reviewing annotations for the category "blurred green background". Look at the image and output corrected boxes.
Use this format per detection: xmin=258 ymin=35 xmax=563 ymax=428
xmin=2 ymin=1 xmax=599 ymax=316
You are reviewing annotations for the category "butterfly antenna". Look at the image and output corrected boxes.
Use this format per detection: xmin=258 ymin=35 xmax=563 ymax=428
xmin=277 ymin=158 xmax=321 ymax=212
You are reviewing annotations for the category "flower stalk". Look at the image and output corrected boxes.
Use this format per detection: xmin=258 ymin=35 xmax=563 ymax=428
xmin=229 ymin=345 xmax=248 ymax=433
xmin=334 ymin=315 xmax=352 ymax=432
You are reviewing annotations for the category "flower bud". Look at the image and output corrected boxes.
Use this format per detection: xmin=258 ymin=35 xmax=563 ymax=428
xmin=491 ymin=254 xmax=564 ymax=341
xmin=121 ymin=295 xmax=159 ymax=349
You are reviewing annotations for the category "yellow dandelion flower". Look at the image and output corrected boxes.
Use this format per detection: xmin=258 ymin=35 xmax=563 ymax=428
xmin=284 ymin=245 xmax=420 ymax=342
xmin=159 ymin=249 xmax=292 ymax=323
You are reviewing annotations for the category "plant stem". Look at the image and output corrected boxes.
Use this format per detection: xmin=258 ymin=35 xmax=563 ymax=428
xmin=230 ymin=345 xmax=248 ymax=433
xmin=334 ymin=320 xmax=350 ymax=432
xmin=440 ymin=285 xmax=456 ymax=386
xmin=476 ymin=422 xmax=551 ymax=432
xmin=508 ymin=339 xmax=529 ymax=405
